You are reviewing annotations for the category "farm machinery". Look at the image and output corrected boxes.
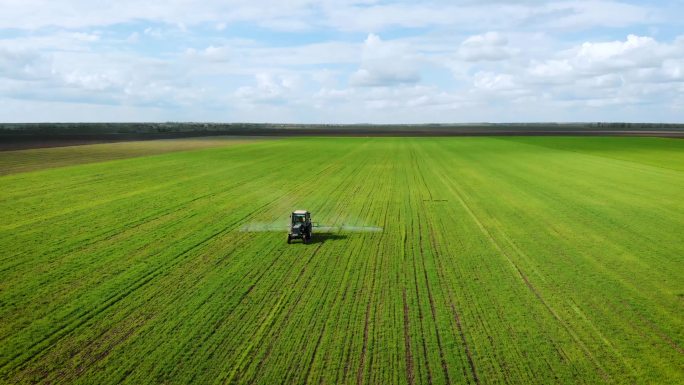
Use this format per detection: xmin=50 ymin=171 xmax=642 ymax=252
xmin=287 ymin=210 xmax=315 ymax=244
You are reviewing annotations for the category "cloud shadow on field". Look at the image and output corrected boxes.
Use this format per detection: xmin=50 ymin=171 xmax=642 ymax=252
xmin=308 ymin=232 xmax=348 ymax=244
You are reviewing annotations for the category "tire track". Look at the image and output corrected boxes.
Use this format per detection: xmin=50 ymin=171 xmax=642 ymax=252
xmin=412 ymin=144 xmax=453 ymax=385
xmin=449 ymin=302 xmax=480 ymax=385
xmin=402 ymin=288 xmax=415 ymax=385
xmin=439 ymin=171 xmax=612 ymax=383
xmin=1 ymin=197 xmax=277 ymax=375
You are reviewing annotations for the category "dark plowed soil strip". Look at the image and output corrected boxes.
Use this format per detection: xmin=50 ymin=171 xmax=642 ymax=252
xmin=402 ymin=289 xmax=415 ymax=385
xmin=3 ymin=130 xmax=683 ymax=151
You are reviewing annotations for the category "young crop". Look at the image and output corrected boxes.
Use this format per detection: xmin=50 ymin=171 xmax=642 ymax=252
xmin=0 ymin=137 xmax=682 ymax=384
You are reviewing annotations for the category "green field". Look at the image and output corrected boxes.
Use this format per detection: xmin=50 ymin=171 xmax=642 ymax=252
xmin=1 ymin=137 xmax=682 ymax=384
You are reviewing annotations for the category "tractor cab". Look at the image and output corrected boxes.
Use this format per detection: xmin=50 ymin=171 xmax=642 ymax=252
xmin=288 ymin=210 xmax=312 ymax=244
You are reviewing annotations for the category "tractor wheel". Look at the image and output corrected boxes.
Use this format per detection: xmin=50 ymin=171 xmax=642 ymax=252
xmin=287 ymin=235 xmax=291 ymax=244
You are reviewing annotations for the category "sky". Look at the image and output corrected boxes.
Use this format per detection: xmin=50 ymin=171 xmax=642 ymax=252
xmin=0 ymin=0 xmax=683 ymax=123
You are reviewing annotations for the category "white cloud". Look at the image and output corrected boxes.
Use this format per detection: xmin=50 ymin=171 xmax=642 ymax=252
xmin=349 ymin=34 xmax=420 ymax=87
xmin=0 ymin=1 xmax=668 ymax=32
xmin=528 ymin=60 xmax=574 ymax=80
xmin=473 ymin=71 xmax=517 ymax=91
xmin=234 ymin=73 xmax=300 ymax=105
xmin=0 ymin=48 xmax=51 ymax=81
xmin=1 ymin=2 xmax=684 ymax=122
xmin=459 ymin=32 xmax=514 ymax=62
xmin=528 ymin=35 xmax=684 ymax=82
xmin=538 ymin=1 xmax=660 ymax=30
xmin=572 ymin=35 xmax=665 ymax=72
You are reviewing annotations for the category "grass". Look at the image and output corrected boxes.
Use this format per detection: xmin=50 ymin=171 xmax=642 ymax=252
xmin=0 ymin=137 xmax=682 ymax=384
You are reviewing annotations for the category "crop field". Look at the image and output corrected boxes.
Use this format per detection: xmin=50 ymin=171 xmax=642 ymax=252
xmin=1 ymin=136 xmax=682 ymax=384
xmin=0 ymin=137 xmax=262 ymax=175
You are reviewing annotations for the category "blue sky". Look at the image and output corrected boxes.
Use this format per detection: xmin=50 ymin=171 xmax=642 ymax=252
xmin=0 ymin=0 xmax=683 ymax=123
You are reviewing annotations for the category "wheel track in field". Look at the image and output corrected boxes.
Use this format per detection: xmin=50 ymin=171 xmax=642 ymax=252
xmin=0 ymin=143 xmax=292 ymax=274
xmin=616 ymin=299 xmax=683 ymax=355
xmin=209 ymin=141 xmax=375 ymax=384
xmin=356 ymin=167 xmax=388 ymax=385
xmin=0 ymin=147 xmax=291 ymax=275
xmin=467 ymin=145 xmax=683 ymax=292
xmin=396 ymin=147 xmax=418 ymax=385
xmin=470 ymin=146 xmax=666 ymax=378
xmin=164 ymin=236 xmax=286 ymax=380
xmin=0 ymin=140 xmax=285 ymax=201
xmin=412 ymin=144 xmax=453 ymax=385
xmin=352 ymin=147 xmax=390 ymax=385
xmin=417 ymin=216 xmax=452 ymax=385
xmin=3 ymin=140 xmax=356 ymax=362
xmin=304 ymin=154 xmax=381 ymax=385
xmin=401 ymin=179 xmax=433 ymax=385
xmin=330 ymin=242 xmax=365 ymax=385
xmin=448 ymin=302 xmax=480 ymax=385
xmin=0 ymin=152 xmax=308 ymax=348
xmin=494 ymin=227 xmax=647 ymax=377
xmin=219 ymin=242 xmax=326 ymax=385
xmin=0 ymin=198 xmax=278 ymax=377
xmin=402 ymin=288 xmax=415 ymax=385
xmin=340 ymin=241 xmax=374 ymax=384
xmin=398 ymin=163 xmax=416 ymax=385
xmin=447 ymin=141 xmax=675 ymax=380
xmin=64 ymin=231 xmax=282 ymax=384
xmin=298 ymin=242 xmax=352 ymax=384
xmin=0 ymin=186 xmax=219 ymax=277
xmin=421 ymin=179 xmax=481 ymax=385
xmin=428 ymin=142 xmax=602 ymax=382
xmin=430 ymin=201 xmax=537 ymax=383
xmin=251 ymin=198 xmax=354 ymax=384
xmin=419 ymin=195 xmax=481 ymax=385
xmin=184 ymin=140 xmax=376 ymax=384
xmin=286 ymin=140 xmax=379 ymax=385
xmin=355 ymin=253 xmax=377 ymax=385
xmin=125 ymin=159 xmax=341 ymax=384
xmin=2 ymin=147 xmax=334 ymax=374
xmin=402 ymin=150 xmax=435 ymax=385
xmin=435 ymin=166 xmax=612 ymax=383
xmin=0 ymin=160 xmax=248 ymax=233
xmin=234 ymin=141 xmax=374 ymax=384
xmin=221 ymin=190 xmax=357 ymax=383
xmin=418 ymin=144 xmax=551 ymax=383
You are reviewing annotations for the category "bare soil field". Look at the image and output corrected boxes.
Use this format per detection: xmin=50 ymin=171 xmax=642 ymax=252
xmin=0 ymin=137 xmax=265 ymax=175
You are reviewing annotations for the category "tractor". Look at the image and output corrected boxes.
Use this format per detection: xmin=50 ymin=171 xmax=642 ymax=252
xmin=288 ymin=210 xmax=313 ymax=244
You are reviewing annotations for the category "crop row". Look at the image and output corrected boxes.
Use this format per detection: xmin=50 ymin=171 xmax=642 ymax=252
xmin=1 ymin=137 xmax=682 ymax=384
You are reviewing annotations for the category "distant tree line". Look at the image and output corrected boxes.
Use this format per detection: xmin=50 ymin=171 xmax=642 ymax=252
xmin=0 ymin=122 xmax=682 ymax=139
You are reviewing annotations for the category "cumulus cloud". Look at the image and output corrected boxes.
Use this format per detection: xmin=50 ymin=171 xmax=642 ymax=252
xmin=349 ymin=34 xmax=420 ymax=87
xmin=234 ymin=73 xmax=300 ymax=104
xmin=572 ymin=35 xmax=667 ymax=72
xmin=1 ymin=1 xmax=684 ymax=122
xmin=528 ymin=35 xmax=684 ymax=82
xmin=0 ymin=48 xmax=51 ymax=81
xmin=515 ymin=35 xmax=684 ymax=109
